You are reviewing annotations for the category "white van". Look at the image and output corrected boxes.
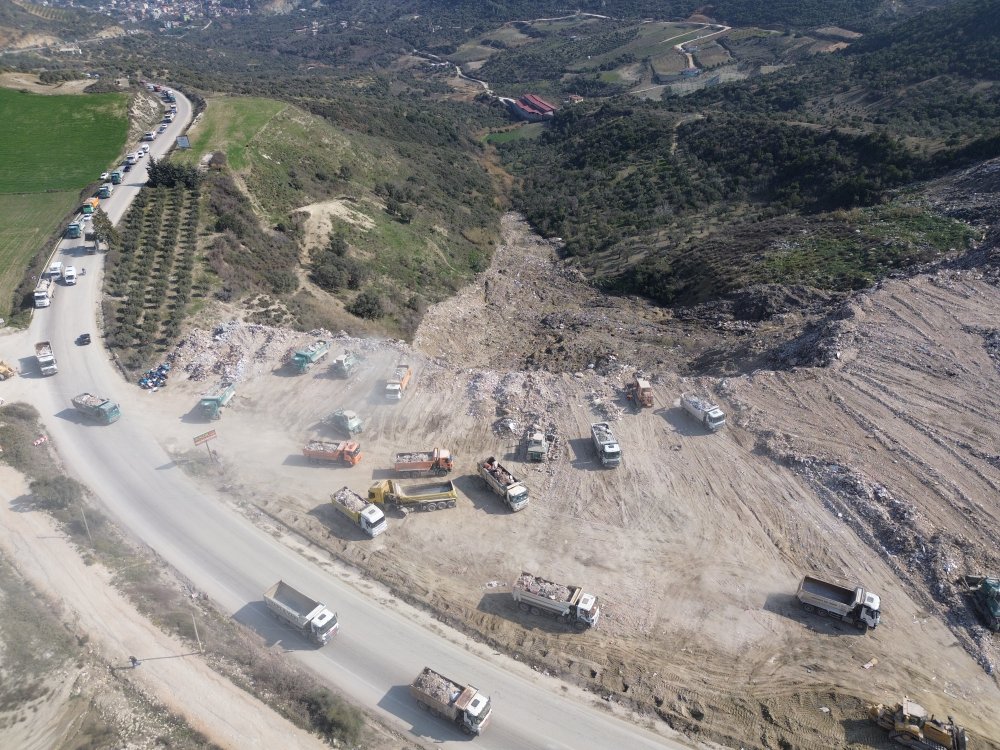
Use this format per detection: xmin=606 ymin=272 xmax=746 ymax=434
xmin=47 ymin=260 xmax=64 ymax=278
xmin=63 ymin=266 xmax=77 ymax=285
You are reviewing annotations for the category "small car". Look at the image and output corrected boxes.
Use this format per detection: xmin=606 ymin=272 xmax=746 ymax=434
xmin=123 ymin=163 xmax=132 ymax=172
xmin=77 ymin=333 xmax=92 ymax=345
xmin=100 ymin=171 xmax=110 ymax=180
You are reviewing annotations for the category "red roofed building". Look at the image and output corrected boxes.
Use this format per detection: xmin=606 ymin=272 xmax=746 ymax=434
xmin=509 ymin=93 xmax=558 ymax=122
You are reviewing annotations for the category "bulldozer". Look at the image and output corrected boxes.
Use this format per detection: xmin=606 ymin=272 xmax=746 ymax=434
xmin=869 ymin=697 xmax=968 ymax=750
xmin=962 ymin=574 xmax=1000 ymax=632
xmin=0 ymin=360 xmax=16 ymax=380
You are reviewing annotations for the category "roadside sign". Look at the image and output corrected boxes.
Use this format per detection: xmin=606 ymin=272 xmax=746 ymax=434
xmin=193 ymin=429 xmax=217 ymax=446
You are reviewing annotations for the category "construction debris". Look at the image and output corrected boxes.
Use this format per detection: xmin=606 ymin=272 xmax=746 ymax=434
xmin=515 ymin=572 xmax=570 ymax=602
xmin=413 ymin=668 xmax=461 ymax=705
xmin=332 ymin=486 xmax=367 ymax=514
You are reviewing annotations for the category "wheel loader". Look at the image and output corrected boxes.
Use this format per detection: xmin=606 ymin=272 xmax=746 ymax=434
xmin=869 ymin=697 xmax=968 ymax=750
xmin=0 ymin=360 xmax=16 ymax=380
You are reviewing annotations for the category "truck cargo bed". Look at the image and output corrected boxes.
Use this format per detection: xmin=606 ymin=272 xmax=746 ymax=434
xmin=801 ymin=576 xmax=855 ymax=605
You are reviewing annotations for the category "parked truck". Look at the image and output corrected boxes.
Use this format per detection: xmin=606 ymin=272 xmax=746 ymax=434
xmin=409 ymin=667 xmax=492 ymax=735
xmin=590 ymin=422 xmax=621 ymax=468
xmin=330 ymin=486 xmax=387 ymax=537
xmin=525 ymin=430 xmax=550 ymax=462
xmin=35 ymin=341 xmax=58 ymax=376
xmin=71 ymin=393 xmax=121 ymax=424
xmin=262 ymin=580 xmax=340 ymax=646
xmin=81 ymin=197 xmax=100 ymax=215
xmin=327 ymin=408 xmax=363 ymax=437
xmin=199 ymin=382 xmax=236 ymax=420
xmin=33 ymin=279 xmax=54 ymax=308
xmin=512 ymin=571 xmax=601 ymax=629
xmin=291 ymin=339 xmax=330 ymax=373
xmin=65 ymin=221 xmax=82 ymax=239
xmin=869 ymin=697 xmax=968 ymax=750
xmin=97 ymin=182 xmax=114 ymax=199
xmin=681 ymin=392 xmax=727 ymax=431
xmin=331 ymin=351 xmax=360 ymax=377
xmin=961 ymin=574 xmax=1000 ymax=632
xmin=110 ymin=169 xmax=123 ymax=185
xmin=478 ymin=457 xmax=529 ymax=511
xmin=393 ymin=448 xmax=454 ymax=477
xmin=385 ymin=363 xmax=412 ymax=400
xmin=796 ymin=574 xmax=881 ymax=631
xmin=368 ymin=479 xmax=458 ymax=512
xmin=625 ymin=376 xmax=654 ymax=408
xmin=303 ymin=440 xmax=363 ymax=466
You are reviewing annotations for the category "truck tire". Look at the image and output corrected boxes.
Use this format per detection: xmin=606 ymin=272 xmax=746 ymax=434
xmin=518 ymin=603 xmax=531 ymax=612
xmin=447 ymin=500 xmax=456 ymax=508
xmin=530 ymin=606 xmax=542 ymax=616
xmin=801 ymin=603 xmax=814 ymax=613
xmin=461 ymin=724 xmax=474 ymax=735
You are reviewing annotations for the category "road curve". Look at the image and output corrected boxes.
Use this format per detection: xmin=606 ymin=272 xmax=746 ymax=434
xmin=12 ymin=88 xmax=696 ymax=750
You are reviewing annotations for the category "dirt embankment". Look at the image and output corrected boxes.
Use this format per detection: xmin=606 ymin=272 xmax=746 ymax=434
xmin=122 ymin=208 xmax=1000 ymax=750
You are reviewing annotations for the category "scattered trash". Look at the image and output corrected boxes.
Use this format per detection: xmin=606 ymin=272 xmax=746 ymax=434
xmin=862 ymin=658 xmax=878 ymax=670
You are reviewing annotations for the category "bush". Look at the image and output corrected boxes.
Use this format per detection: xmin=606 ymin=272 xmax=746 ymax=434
xmin=29 ymin=476 xmax=84 ymax=510
xmin=303 ymin=688 xmax=363 ymax=745
xmin=346 ymin=289 xmax=384 ymax=319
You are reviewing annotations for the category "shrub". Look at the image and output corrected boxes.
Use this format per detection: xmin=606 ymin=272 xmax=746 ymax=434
xmin=303 ymin=688 xmax=363 ymax=745
xmin=29 ymin=476 xmax=84 ymax=510
xmin=346 ymin=289 xmax=384 ymax=319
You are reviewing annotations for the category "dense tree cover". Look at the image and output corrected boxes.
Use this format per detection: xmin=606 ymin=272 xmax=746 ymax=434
xmin=146 ymin=158 xmax=201 ymax=189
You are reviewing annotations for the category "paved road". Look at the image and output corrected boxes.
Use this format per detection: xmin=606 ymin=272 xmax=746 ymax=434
xmin=4 ymin=89 xmax=695 ymax=750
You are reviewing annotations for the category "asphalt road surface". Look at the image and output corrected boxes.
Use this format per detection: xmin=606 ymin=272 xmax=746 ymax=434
xmin=6 ymin=88 xmax=694 ymax=750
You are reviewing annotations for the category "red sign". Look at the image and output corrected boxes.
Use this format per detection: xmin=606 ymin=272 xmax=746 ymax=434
xmin=193 ymin=430 xmax=217 ymax=446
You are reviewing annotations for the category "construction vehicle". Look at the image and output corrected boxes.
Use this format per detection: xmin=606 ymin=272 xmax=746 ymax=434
xmin=681 ymin=392 xmax=727 ymax=431
xmin=198 ymin=382 xmax=236 ymax=420
xmin=35 ymin=341 xmax=58 ymax=376
xmin=625 ymin=376 xmax=654 ymax=407
xmin=962 ymin=574 xmax=1000 ymax=631
xmin=327 ymin=408 xmax=363 ymax=437
xmin=71 ymin=393 xmax=121 ymax=424
xmin=81 ymin=197 xmax=100 ymax=215
xmin=33 ymin=278 xmax=54 ymax=308
xmin=590 ymin=422 xmax=621 ymax=468
xmin=368 ymin=479 xmax=458 ymax=512
xmin=526 ymin=430 xmax=550 ymax=462
xmin=110 ymin=169 xmax=123 ymax=185
xmin=291 ymin=339 xmax=330 ymax=373
xmin=330 ymin=486 xmax=387 ymax=537
xmin=0 ymin=361 xmax=17 ymax=381
xmin=796 ymin=574 xmax=881 ymax=631
xmin=393 ymin=448 xmax=454 ymax=477
xmin=331 ymin=351 xmax=360 ymax=378
xmin=303 ymin=440 xmax=363 ymax=466
xmin=478 ymin=457 xmax=529 ymax=511
xmin=869 ymin=697 xmax=968 ymax=750
xmin=512 ymin=571 xmax=601 ymax=629
xmin=262 ymin=580 xmax=340 ymax=646
xmin=97 ymin=182 xmax=114 ymax=199
xmin=385 ymin=363 xmax=412 ymax=400
xmin=409 ymin=667 xmax=492 ymax=735
xmin=65 ymin=221 xmax=82 ymax=239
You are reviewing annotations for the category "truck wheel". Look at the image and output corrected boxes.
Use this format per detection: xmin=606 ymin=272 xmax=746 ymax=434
xmin=855 ymin=621 xmax=868 ymax=632
xmin=530 ymin=606 xmax=542 ymax=616
xmin=518 ymin=603 xmax=531 ymax=612
xmin=802 ymin=603 xmax=814 ymax=613
xmin=447 ymin=500 xmax=456 ymax=508
xmin=416 ymin=701 xmax=428 ymax=712
xmin=461 ymin=725 xmax=474 ymax=735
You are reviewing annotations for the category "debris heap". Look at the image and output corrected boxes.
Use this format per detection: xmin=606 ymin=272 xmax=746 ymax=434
xmin=413 ymin=668 xmax=461 ymax=705
xmin=332 ymin=486 xmax=366 ymax=513
xmin=515 ymin=572 xmax=570 ymax=602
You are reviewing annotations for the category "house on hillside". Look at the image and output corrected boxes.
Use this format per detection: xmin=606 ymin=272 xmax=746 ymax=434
xmin=509 ymin=93 xmax=557 ymax=122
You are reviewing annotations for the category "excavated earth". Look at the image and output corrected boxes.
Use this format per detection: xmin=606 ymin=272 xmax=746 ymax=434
xmin=115 ymin=181 xmax=1000 ymax=749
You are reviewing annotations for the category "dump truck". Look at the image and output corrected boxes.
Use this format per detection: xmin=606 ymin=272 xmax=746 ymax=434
xmin=870 ymin=697 xmax=968 ymax=750
xmin=303 ymin=440 xmax=362 ymax=466
xmin=71 ymin=393 xmax=121 ymax=425
xmin=625 ymin=376 xmax=654 ymax=407
xmin=796 ymin=574 xmax=881 ymax=631
xmin=33 ymin=279 xmax=54 ymax=308
xmin=0 ymin=361 xmax=17 ymax=381
xmin=962 ymin=574 xmax=1000 ymax=632
xmin=512 ymin=571 xmax=601 ymax=629
xmin=35 ymin=341 xmax=58 ymax=376
xmin=110 ymin=169 xmax=123 ymax=185
xmin=385 ymin=363 xmax=412 ymax=400
xmin=331 ymin=351 xmax=360 ymax=377
xmin=409 ymin=667 xmax=492 ymax=735
xmin=81 ymin=197 xmax=100 ymax=215
xmin=328 ymin=408 xmax=363 ymax=437
xmin=330 ymin=486 xmax=387 ymax=537
xmin=590 ymin=422 xmax=621 ymax=468
xmin=368 ymin=479 xmax=458 ymax=512
xmin=681 ymin=392 xmax=727 ymax=431
xmin=393 ymin=448 xmax=454 ymax=477
xmin=291 ymin=339 xmax=330 ymax=373
xmin=65 ymin=221 xmax=82 ymax=239
xmin=478 ymin=457 xmax=529 ymax=511
xmin=262 ymin=580 xmax=340 ymax=646
xmin=97 ymin=182 xmax=113 ymax=199
xmin=199 ymin=382 xmax=236 ymax=420
xmin=526 ymin=430 xmax=550 ymax=462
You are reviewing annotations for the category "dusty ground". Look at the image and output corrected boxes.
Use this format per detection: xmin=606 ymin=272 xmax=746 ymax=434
xmin=107 ymin=211 xmax=1000 ymax=749
xmin=0 ymin=72 xmax=92 ymax=94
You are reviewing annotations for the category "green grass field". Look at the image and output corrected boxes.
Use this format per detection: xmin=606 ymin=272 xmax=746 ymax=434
xmin=0 ymin=87 xmax=128 ymax=193
xmin=174 ymin=96 xmax=287 ymax=171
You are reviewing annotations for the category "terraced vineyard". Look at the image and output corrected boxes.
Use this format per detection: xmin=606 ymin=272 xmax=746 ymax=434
xmin=103 ymin=186 xmax=201 ymax=370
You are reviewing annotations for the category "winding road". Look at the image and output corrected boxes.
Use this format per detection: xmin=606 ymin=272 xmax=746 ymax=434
xmin=0 ymin=89 xmax=696 ymax=749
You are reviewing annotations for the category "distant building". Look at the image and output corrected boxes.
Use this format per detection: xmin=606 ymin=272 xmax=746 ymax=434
xmin=509 ymin=93 xmax=557 ymax=122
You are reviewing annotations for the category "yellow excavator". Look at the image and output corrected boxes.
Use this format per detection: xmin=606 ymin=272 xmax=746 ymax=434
xmin=870 ymin=697 xmax=969 ymax=750
xmin=0 ymin=360 xmax=16 ymax=381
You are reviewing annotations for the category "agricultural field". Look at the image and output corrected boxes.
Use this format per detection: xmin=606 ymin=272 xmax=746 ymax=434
xmin=103 ymin=186 xmax=201 ymax=370
xmin=174 ymin=96 xmax=286 ymax=171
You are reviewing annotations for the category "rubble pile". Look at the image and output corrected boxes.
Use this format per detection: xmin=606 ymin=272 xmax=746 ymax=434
xmin=483 ymin=458 xmax=514 ymax=486
xmin=395 ymin=451 xmax=432 ymax=463
xmin=516 ymin=572 xmax=570 ymax=602
xmin=413 ymin=669 xmax=460 ymax=704
xmin=332 ymin=486 xmax=366 ymax=513
xmin=588 ymin=389 xmax=623 ymax=421
xmin=138 ymin=362 xmax=171 ymax=389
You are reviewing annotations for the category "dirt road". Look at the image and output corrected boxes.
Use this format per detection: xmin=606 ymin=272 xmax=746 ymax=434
xmin=115 ymin=213 xmax=1000 ymax=749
